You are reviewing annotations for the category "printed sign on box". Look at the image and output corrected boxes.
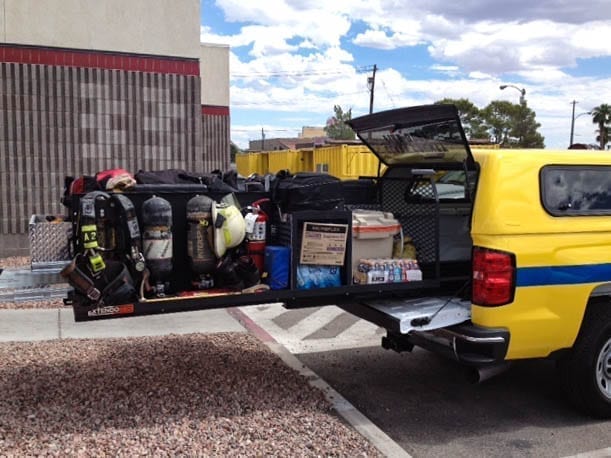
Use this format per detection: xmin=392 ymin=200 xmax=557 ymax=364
xmin=300 ymin=222 xmax=348 ymax=265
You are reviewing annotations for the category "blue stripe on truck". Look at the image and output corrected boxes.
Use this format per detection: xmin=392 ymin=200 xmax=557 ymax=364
xmin=516 ymin=263 xmax=611 ymax=287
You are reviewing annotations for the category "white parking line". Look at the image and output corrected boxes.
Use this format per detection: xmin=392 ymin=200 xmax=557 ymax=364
xmin=283 ymin=307 xmax=346 ymax=339
xmin=238 ymin=303 xmax=382 ymax=354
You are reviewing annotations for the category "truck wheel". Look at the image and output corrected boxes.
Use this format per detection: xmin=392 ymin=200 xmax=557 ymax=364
xmin=558 ymin=301 xmax=611 ymax=418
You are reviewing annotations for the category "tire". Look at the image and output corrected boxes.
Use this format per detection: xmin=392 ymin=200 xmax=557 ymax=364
xmin=558 ymin=300 xmax=611 ymax=418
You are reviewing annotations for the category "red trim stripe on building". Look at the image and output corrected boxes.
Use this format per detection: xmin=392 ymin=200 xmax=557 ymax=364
xmin=202 ymin=105 xmax=230 ymax=116
xmin=0 ymin=43 xmax=199 ymax=76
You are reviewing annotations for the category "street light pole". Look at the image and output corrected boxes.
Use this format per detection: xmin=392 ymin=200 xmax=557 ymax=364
xmin=500 ymin=84 xmax=526 ymax=104
xmin=570 ymin=100 xmax=577 ymax=147
xmin=500 ymin=84 xmax=527 ymax=145
xmin=569 ymin=106 xmax=592 ymax=147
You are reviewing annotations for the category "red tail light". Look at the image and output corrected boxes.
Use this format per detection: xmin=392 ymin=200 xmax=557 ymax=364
xmin=472 ymin=247 xmax=515 ymax=306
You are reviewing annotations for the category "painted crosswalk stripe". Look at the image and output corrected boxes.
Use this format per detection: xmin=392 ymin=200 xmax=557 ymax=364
xmin=303 ymin=312 xmax=361 ymax=340
xmin=238 ymin=303 xmax=384 ymax=354
xmin=272 ymin=307 xmax=320 ymax=330
xmin=280 ymin=307 xmax=346 ymax=340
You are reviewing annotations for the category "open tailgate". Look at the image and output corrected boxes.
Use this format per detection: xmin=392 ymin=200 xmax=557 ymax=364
xmin=348 ymin=104 xmax=476 ymax=169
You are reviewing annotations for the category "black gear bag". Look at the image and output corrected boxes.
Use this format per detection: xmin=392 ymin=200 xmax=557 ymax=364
xmin=271 ymin=171 xmax=344 ymax=213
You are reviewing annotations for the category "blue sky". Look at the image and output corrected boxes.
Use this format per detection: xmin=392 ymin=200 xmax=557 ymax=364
xmin=200 ymin=0 xmax=611 ymax=150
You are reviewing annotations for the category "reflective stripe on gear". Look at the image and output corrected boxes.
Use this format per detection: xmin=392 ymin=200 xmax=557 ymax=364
xmin=81 ymin=224 xmax=98 ymax=249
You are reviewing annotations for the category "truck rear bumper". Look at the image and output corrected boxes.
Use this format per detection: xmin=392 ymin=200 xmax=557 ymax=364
xmin=402 ymin=322 xmax=510 ymax=365
xmin=340 ymin=296 xmax=509 ymax=365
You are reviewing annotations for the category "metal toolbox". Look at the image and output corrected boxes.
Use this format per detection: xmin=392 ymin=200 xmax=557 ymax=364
xmin=28 ymin=215 xmax=72 ymax=271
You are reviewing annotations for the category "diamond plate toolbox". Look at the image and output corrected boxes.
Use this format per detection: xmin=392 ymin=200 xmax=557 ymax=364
xmin=28 ymin=215 xmax=72 ymax=270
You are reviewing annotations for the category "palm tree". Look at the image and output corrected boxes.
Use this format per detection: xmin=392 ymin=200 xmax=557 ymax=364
xmin=597 ymin=127 xmax=611 ymax=151
xmin=591 ymin=104 xmax=611 ymax=150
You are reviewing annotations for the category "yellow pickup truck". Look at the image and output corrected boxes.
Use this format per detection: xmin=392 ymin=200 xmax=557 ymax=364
xmin=471 ymin=148 xmax=611 ymax=417
xmin=346 ymin=107 xmax=611 ymax=418
xmin=62 ymin=105 xmax=611 ymax=417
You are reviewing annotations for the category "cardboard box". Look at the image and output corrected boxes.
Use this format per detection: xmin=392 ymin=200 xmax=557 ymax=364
xmin=299 ymin=222 xmax=348 ymax=266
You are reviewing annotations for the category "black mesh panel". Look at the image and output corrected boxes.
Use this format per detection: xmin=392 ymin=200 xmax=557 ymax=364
xmin=380 ymin=168 xmax=439 ymax=266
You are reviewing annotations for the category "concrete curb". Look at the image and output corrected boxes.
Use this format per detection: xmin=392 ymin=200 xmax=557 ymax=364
xmin=228 ymin=307 xmax=411 ymax=458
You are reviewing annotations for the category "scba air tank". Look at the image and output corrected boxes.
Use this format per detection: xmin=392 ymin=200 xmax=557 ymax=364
xmin=142 ymin=196 xmax=173 ymax=293
xmin=186 ymin=195 xmax=216 ymax=288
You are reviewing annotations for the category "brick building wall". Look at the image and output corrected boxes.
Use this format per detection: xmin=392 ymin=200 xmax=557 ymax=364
xmin=0 ymin=44 xmax=229 ymax=257
xmin=201 ymin=105 xmax=230 ymax=171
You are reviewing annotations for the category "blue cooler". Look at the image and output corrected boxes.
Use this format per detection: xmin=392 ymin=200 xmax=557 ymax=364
xmin=264 ymin=246 xmax=290 ymax=290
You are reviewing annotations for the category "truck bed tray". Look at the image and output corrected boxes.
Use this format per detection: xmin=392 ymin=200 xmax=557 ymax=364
xmin=69 ymin=279 xmax=442 ymax=321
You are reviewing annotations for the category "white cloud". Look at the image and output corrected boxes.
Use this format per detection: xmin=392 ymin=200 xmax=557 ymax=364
xmin=203 ymin=0 xmax=611 ymax=150
xmin=427 ymin=20 xmax=611 ymax=74
xmin=206 ymin=2 xmax=611 ymax=75
xmin=468 ymin=71 xmax=492 ymax=80
xmin=210 ymin=0 xmax=351 ymax=50
xmin=430 ymin=65 xmax=461 ymax=77
xmin=352 ymin=29 xmax=396 ymax=50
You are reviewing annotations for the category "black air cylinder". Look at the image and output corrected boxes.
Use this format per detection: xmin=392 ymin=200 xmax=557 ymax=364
xmin=141 ymin=196 xmax=173 ymax=283
xmin=186 ymin=194 xmax=216 ymax=276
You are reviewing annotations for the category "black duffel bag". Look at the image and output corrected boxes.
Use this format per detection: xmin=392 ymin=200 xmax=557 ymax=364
xmin=135 ymin=169 xmax=237 ymax=193
xmin=271 ymin=170 xmax=344 ymax=212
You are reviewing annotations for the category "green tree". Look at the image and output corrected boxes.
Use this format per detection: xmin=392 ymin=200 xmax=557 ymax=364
xmin=324 ymin=105 xmax=356 ymax=140
xmin=434 ymin=98 xmax=489 ymax=139
xmin=591 ymin=104 xmax=611 ymax=150
xmin=511 ymin=102 xmax=545 ymax=148
xmin=230 ymin=142 xmax=241 ymax=163
xmin=481 ymin=100 xmax=515 ymax=145
xmin=598 ymin=127 xmax=611 ymax=150
xmin=481 ymin=100 xmax=544 ymax=148
xmin=435 ymin=97 xmax=544 ymax=147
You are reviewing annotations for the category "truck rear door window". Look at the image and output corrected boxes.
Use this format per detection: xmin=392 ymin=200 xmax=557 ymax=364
xmin=541 ymin=165 xmax=611 ymax=215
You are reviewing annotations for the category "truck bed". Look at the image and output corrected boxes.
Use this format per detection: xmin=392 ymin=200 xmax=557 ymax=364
xmin=65 ymin=168 xmax=474 ymax=325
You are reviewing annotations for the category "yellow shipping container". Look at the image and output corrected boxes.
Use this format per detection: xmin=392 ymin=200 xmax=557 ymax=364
xmin=267 ymin=150 xmax=309 ymax=174
xmin=470 ymin=143 xmax=500 ymax=149
xmin=237 ymin=144 xmax=385 ymax=179
xmin=312 ymin=145 xmax=383 ymax=180
xmin=236 ymin=152 xmax=268 ymax=176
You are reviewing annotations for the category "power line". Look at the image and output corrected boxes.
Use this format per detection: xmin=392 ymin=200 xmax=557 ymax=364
xmin=379 ymin=77 xmax=397 ymax=108
xmin=231 ymin=65 xmax=374 ymax=79
xmin=232 ymin=69 xmax=344 ymax=78
xmin=231 ymin=89 xmax=369 ymax=106
xmin=232 ymin=128 xmax=296 ymax=132
xmin=357 ymin=65 xmax=377 ymax=73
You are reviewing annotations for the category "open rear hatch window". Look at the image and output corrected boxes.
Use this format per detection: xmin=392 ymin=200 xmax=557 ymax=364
xmin=348 ymin=104 xmax=475 ymax=168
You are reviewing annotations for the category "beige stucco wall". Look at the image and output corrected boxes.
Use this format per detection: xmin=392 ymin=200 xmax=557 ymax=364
xmin=1 ymin=0 xmax=200 ymax=58
xmin=0 ymin=1 xmax=5 ymax=42
xmin=200 ymin=43 xmax=229 ymax=106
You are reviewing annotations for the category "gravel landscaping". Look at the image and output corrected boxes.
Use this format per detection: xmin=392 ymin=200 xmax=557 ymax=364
xmin=0 ymin=333 xmax=381 ymax=456
xmin=0 ymin=298 xmax=65 ymax=310
xmin=0 ymin=259 xmax=382 ymax=455
xmin=0 ymin=256 xmax=31 ymax=270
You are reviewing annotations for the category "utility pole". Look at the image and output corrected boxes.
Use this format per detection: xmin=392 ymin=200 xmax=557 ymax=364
xmin=261 ymin=127 xmax=265 ymax=151
xmin=569 ymin=100 xmax=577 ymax=147
xmin=368 ymin=64 xmax=377 ymax=114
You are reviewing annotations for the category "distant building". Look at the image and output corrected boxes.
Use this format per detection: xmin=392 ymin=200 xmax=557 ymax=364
xmin=249 ymin=125 xmax=359 ymax=151
xmin=0 ymin=0 xmax=230 ymax=256
xmin=248 ymin=136 xmax=361 ymax=152
xmin=299 ymin=126 xmax=325 ymax=138
xmin=248 ymin=138 xmax=300 ymax=151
